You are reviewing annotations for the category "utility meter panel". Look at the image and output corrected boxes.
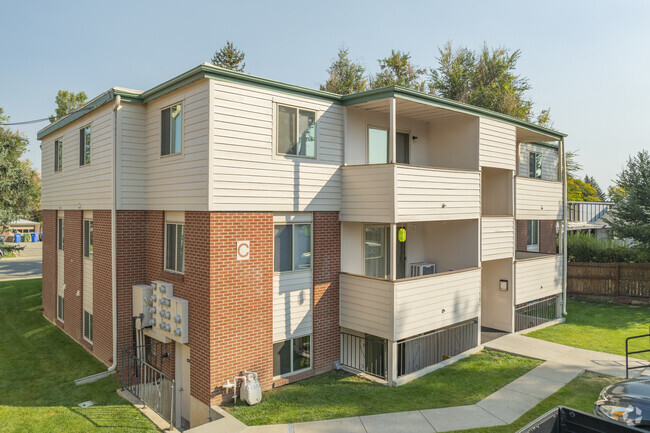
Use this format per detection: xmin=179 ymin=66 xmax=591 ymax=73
xmin=138 ymin=281 xmax=189 ymax=344
xmin=132 ymin=284 xmax=154 ymax=329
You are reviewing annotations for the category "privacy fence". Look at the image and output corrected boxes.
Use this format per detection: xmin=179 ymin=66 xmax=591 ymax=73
xmin=567 ymin=263 xmax=650 ymax=298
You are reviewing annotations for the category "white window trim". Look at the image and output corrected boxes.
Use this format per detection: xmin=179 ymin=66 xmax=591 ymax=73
xmin=83 ymin=310 xmax=93 ymax=344
xmin=275 ymin=103 xmax=318 ymax=160
xmin=80 ymin=124 xmax=92 ymax=167
xmin=164 ymin=221 xmax=185 ymax=275
xmin=527 ymin=220 xmax=540 ymax=252
xmin=54 ymin=138 xmax=63 ymax=173
xmin=83 ymin=219 xmax=93 ymax=259
xmin=57 ymin=295 xmax=65 ymax=322
xmin=160 ymin=102 xmax=184 ymax=158
xmin=273 ymin=222 xmax=313 ymax=274
xmin=273 ymin=334 xmax=313 ymax=379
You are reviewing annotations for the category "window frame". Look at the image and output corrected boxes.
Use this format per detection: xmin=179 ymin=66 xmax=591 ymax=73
xmin=363 ymin=224 xmax=391 ymax=279
xmin=160 ymin=102 xmax=183 ymax=157
xmin=275 ymin=104 xmax=317 ymax=159
xmin=529 ymin=151 xmax=542 ymax=179
xmin=57 ymin=295 xmax=64 ymax=322
xmin=58 ymin=217 xmax=64 ymax=251
xmin=83 ymin=310 xmax=93 ymax=343
xmin=273 ymin=222 xmax=313 ymax=273
xmin=83 ymin=219 xmax=93 ymax=259
xmin=79 ymin=125 xmax=91 ymax=166
xmin=54 ymin=138 xmax=63 ymax=172
xmin=164 ymin=222 xmax=185 ymax=274
xmin=272 ymin=334 xmax=312 ymax=378
xmin=527 ymin=220 xmax=540 ymax=252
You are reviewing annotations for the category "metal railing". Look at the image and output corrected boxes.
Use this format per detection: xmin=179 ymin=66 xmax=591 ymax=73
xmin=567 ymin=201 xmax=613 ymax=224
xmin=515 ymin=295 xmax=562 ymax=332
xmin=340 ymin=332 xmax=387 ymax=379
xmin=121 ymin=347 xmax=175 ymax=429
xmin=626 ymin=328 xmax=650 ymax=378
xmin=397 ymin=319 xmax=477 ymax=377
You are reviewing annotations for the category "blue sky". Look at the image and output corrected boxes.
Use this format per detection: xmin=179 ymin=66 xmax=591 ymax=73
xmin=2 ymin=0 xmax=649 ymax=191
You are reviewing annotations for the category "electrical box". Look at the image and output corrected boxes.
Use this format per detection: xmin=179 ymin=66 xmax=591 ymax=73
xmin=132 ymin=284 xmax=154 ymax=330
xmin=145 ymin=281 xmax=189 ymax=344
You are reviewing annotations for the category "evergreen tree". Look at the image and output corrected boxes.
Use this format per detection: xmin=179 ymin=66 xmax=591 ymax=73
xmin=370 ymin=50 xmax=426 ymax=92
xmin=583 ymin=175 xmax=606 ymax=201
xmin=211 ymin=41 xmax=246 ymax=72
xmin=320 ymin=47 xmax=367 ymax=95
xmin=49 ymin=90 xmax=88 ymax=123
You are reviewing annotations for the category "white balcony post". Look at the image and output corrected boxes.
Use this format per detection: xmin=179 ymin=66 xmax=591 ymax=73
xmin=389 ymin=97 xmax=397 ymax=164
xmin=390 ymin=223 xmax=397 ymax=281
xmin=387 ymin=340 xmax=398 ymax=386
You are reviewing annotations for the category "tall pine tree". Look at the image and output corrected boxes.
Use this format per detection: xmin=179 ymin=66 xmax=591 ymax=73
xmin=320 ymin=47 xmax=367 ymax=95
xmin=211 ymin=41 xmax=246 ymax=72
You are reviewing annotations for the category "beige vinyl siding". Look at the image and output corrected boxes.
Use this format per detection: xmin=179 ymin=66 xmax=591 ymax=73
xmin=272 ymin=270 xmax=313 ymax=342
xmin=393 ymin=268 xmax=481 ymax=340
xmin=211 ymin=79 xmax=343 ymax=212
xmin=515 ymin=255 xmax=564 ymax=304
xmin=481 ymin=217 xmax=515 ymax=261
xmin=516 ymin=177 xmax=563 ymax=219
xmin=118 ymin=103 xmax=147 ymax=209
xmin=141 ymin=79 xmax=210 ymax=210
xmin=339 ymin=273 xmax=393 ymax=340
xmin=41 ymin=106 xmax=114 ymax=210
xmin=479 ymin=118 xmax=516 ymax=170
xmin=341 ymin=165 xmax=394 ymax=223
xmin=83 ymin=211 xmax=93 ymax=314
xmin=519 ymin=143 xmax=559 ymax=181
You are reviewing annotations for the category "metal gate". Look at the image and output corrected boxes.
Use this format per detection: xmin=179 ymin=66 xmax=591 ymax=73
xmin=121 ymin=345 xmax=175 ymax=428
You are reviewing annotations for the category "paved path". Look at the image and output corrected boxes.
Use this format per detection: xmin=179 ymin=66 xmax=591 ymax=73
xmin=188 ymin=335 xmax=650 ymax=433
xmin=0 ymin=242 xmax=42 ymax=281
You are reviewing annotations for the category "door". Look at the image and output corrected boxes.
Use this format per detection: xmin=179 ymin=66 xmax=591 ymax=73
xmin=396 ymin=226 xmax=407 ymax=279
xmin=364 ymin=225 xmax=390 ymax=278
xmin=367 ymin=128 xmax=410 ymax=164
xmin=396 ymin=132 xmax=409 ymax=164
xmin=175 ymin=343 xmax=191 ymax=430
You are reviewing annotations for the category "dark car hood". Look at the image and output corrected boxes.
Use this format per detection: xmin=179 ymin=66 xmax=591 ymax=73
xmin=602 ymin=378 xmax=650 ymax=402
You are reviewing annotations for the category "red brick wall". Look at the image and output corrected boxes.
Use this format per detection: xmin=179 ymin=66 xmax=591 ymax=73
xmin=63 ymin=211 xmax=83 ymax=342
xmin=42 ymin=210 xmax=57 ymax=322
xmin=516 ymin=220 xmax=527 ymax=252
xmin=312 ymin=211 xmax=340 ymax=373
xmin=209 ymin=212 xmax=274 ymax=405
xmin=516 ymin=220 xmax=557 ymax=254
xmin=93 ymin=210 xmax=113 ymax=364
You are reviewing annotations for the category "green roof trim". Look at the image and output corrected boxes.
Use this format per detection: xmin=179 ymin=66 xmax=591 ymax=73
xmin=39 ymin=63 xmax=566 ymax=141
xmin=523 ymin=141 xmax=559 ymax=150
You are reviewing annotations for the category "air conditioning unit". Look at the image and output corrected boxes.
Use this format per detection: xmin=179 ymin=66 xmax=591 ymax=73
xmin=410 ymin=262 xmax=436 ymax=277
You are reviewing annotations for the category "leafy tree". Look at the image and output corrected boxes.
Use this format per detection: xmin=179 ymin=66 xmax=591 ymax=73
xmin=429 ymin=42 xmax=542 ymax=122
xmin=0 ymin=109 xmax=39 ymax=256
xmin=320 ymin=47 xmax=367 ymax=95
xmin=568 ymin=178 xmax=600 ymax=202
xmin=211 ymin=41 xmax=246 ymax=72
xmin=49 ymin=90 xmax=88 ymax=123
xmin=583 ymin=175 xmax=606 ymax=201
xmin=370 ymin=50 xmax=426 ymax=91
xmin=565 ymin=150 xmax=582 ymax=180
xmin=605 ymin=150 xmax=650 ymax=250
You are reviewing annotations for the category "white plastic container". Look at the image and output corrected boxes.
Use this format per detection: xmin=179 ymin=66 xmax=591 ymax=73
xmin=240 ymin=373 xmax=262 ymax=405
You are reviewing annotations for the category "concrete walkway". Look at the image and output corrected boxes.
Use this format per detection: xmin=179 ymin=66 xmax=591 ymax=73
xmin=0 ymin=242 xmax=42 ymax=281
xmin=188 ymin=335 xmax=650 ymax=433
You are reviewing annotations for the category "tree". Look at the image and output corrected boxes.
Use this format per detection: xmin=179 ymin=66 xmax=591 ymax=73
xmin=211 ymin=41 xmax=246 ymax=72
xmin=429 ymin=42 xmax=541 ymax=122
xmin=565 ymin=150 xmax=582 ymax=179
xmin=320 ymin=47 xmax=367 ymax=95
xmin=370 ymin=50 xmax=426 ymax=91
xmin=583 ymin=175 xmax=606 ymax=201
xmin=605 ymin=150 xmax=650 ymax=250
xmin=49 ymin=90 xmax=88 ymax=123
xmin=567 ymin=178 xmax=600 ymax=202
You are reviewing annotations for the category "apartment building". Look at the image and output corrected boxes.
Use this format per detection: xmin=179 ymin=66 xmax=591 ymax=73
xmin=38 ymin=63 xmax=567 ymax=429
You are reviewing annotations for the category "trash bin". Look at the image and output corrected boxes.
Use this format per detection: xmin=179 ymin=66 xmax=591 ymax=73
xmin=31 ymin=232 xmax=38 ymax=242
xmin=39 ymin=232 xmax=43 ymax=241
xmin=14 ymin=233 xmax=22 ymax=243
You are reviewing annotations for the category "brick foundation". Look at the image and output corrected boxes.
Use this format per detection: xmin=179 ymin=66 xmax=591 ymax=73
xmin=93 ymin=210 xmax=113 ymax=364
xmin=42 ymin=210 xmax=57 ymax=322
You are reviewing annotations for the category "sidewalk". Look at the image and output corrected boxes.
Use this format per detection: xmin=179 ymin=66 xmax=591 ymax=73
xmin=188 ymin=335 xmax=650 ymax=433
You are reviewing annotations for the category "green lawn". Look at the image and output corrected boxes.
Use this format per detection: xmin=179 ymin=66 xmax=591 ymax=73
xmin=455 ymin=372 xmax=619 ymax=433
xmin=527 ymin=297 xmax=650 ymax=360
xmin=226 ymin=351 xmax=542 ymax=425
xmin=0 ymin=278 xmax=159 ymax=433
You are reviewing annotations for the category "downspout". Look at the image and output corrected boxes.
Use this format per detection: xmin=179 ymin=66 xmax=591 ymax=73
xmin=561 ymin=138 xmax=568 ymax=315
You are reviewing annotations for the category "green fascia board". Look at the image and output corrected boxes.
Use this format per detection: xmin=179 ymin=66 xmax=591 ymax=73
xmin=523 ymin=141 xmax=559 ymax=150
xmin=342 ymin=86 xmax=567 ymax=140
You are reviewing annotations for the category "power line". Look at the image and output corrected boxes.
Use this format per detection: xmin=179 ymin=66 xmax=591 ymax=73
xmin=0 ymin=117 xmax=51 ymax=126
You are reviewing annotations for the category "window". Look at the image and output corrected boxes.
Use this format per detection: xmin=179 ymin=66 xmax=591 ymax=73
xmin=83 ymin=310 xmax=93 ymax=342
xmin=529 ymin=152 xmax=542 ymax=179
xmin=527 ymin=220 xmax=540 ymax=252
xmin=165 ymin=223 xmax=185 ymax=273
xmin=79 ymin=126 xmax=91 ymax=165
xmin=273 ymin=335 xmax=311 ymax=376
xmin=84 ymin=220 xmax=93 ymax=258
xmin=57 ymin=295 xmax=64 ymax=321
xmin=273 ymin=223 xmax=312 ymax=272
xmin=364 ymin=225 xmax=390 ymax=278
xmin=368 ymin=127 xmax=388 ymax=164
xmin=54 ymin=139 xmax=63 ymax=172
xmin=58 ymin=217 xmax=64 ymax=251
xmin=277 ymin=105 xmax=316 ymax=158
xmin=161 ymin=103 xmax=182 ymax=156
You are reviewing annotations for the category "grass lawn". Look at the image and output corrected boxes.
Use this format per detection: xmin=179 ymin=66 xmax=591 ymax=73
xmin=455 ymin=372 xmax=619 ymax=433
xmin=226 ymin=351 xmax=542 ymax=425
xmin=527 ymin=297 xmax=650 ymax=360
xmin=0 ymin=278 xmax=159 ymax=433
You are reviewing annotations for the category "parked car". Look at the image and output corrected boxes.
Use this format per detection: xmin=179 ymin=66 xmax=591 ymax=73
xmin=594 ymin=377 xmax=650 ymax=430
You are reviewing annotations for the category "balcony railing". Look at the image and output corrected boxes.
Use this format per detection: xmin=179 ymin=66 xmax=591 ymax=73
xmin=340 ymin=267 xmax=481 ymax=341
xmin=514 ymin=253 xmax=563 ymax=304
xmin=567 ymin=201 xmax=612 ymax=224
xmin=515 ymin=176 xmax=563 ymax=220
xmin=341 ymin=164 xmax=480 ymax=223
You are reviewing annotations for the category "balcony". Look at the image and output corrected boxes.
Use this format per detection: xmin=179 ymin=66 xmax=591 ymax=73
xmin=514 ymin=252 xmax=564 ymax=304
xmin=481 ymin=216 xmax=514 ymax=261
xmin=515 ymin=176 xmax=563 ymax=220
xmin=341 ymin=164 xmax=481 ymax=223
xmin=340 ymin=267 xmax=481 ymax=341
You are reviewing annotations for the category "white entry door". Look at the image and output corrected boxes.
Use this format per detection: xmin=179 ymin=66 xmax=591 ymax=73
xmin=175 ymin=343 xmax=191 ymax=429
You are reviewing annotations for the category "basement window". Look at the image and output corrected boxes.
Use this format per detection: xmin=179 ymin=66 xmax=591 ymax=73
xmin=57 ymin=295 xmax=64 ymax=321
xmin=83 ymin=310 xmax=93 ymax=342
xmin=165 ymin=223 xmax=185 ymax=273
xmin=277 ymin=105 xmax=316 ymax=158
xmin=161 ymin=103 xmax=182 ymax=156
xmin=273 ymin=335 xmax=311 ymax=377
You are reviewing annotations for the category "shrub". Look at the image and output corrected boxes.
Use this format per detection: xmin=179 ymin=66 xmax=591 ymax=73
xmin=567 ymin=233 xmax=650 ymax=263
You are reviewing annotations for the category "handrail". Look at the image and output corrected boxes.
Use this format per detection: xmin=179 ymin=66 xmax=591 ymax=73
xmin=625 ymin=329 xmax=650 ymax=378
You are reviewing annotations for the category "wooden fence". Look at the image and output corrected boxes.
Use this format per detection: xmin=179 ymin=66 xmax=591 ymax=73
xmin=567 ymin=263 xmax=650 ymax=298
